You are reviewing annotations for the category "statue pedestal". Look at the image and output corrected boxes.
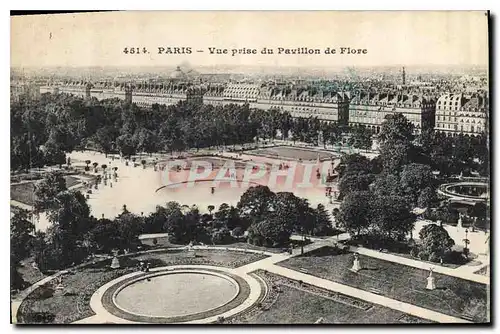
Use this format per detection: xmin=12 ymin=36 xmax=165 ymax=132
xmin=351 ymin=259 xmax=361 ymax=272
xmin=426 ymin=276 xmax=436 ymax=290
xmin=110 ymin=256 xmax=121 ymax=269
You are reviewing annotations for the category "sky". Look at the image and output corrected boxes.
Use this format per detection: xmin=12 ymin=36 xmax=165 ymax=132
xmin=11 ymin=11 xmax=489 ymax=69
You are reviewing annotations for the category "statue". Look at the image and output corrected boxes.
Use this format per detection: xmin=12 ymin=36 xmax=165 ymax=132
xmin=55 ymin=276 xmax=64 ymax=290
xmin=110 ymin=249 xmax=120 ymax=269
xmin=110 ymin=256 xmax=121 ymax=269
xmin=426 ymin=268 xmax=436 ymax=290
xmin=187 ymin=241 xmax=196 ymax=258
xmin=351 ymin=253 xmax=361 ymax=272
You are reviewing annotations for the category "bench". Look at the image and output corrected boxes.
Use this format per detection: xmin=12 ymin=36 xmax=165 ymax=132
xmin=299 ymin=268 xmax=309 ymax=273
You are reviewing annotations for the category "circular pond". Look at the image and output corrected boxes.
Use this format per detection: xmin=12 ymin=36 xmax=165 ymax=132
xmin=113 ymin=272 xmax=239 ymax=318
xmin=440 ymin=182 xmax=489 ymax=201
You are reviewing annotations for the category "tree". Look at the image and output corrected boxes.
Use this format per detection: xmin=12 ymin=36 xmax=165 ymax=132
xmin=116 ymin=134 xmax=137 ymax=158
xmin=45 ymin=191 xmax=92 ymax=248
xmin=349 ymin=126 xmax=373 ymax=151
xmin=237 ymin=185 xmax=276 ymax=223
xmin=470 ymin=202 xmax=488 ymax=220
xmin=247 ymin=216 xmax=292 ymax=247
xmin=379 ymin=141 xmax=412 ymax=173
xmin=369 ymin=195 xmax=416 ymax=241
xmin=336 ymin=154 xmax=373 ymax=177
xmin=211 ymin=227 xmax=233 ymax=245
xmin=41 ymin=143 xmax=66 ymax=167
xmin=214 ymin=203 xmax=230 ymax=222
xmin=419 ymin=224 xmax=455 ymax=260
xmin=426 ymin=201 xmax=458 ymax=226
xmin=144 ymin=205 xmax=169 ymax=234
xmin=33 ymin=172 xmax=67 ymax=213
xmin=38 ymin=190 xmax=93 ymax=271
xmin=11 ymin=209 xmax=35 ymax=259
xmin=400 ymin=163 xmax=434 ymax=206
xmin=11 ymin=209 xmax=35 ymax=290
xmin=83 ymin=218 xmax=120 ymax=254
xmin=415 ymin=128 xmax=436 ymax=157
xmin=162 ymin=203 xmax=208 ymax=244
xmin=452 ymin=134 xmax=475 ymax=172
xmin=312 ymin=204 xmax=332 ymax=236
xmin=337 ymin=191 xmax=372 ymax=237
xmin=93 ymin=126 xmax=116 ymax=157
xmin=207 ymin=205 xmax=215 ymax=215
xmin=378 ymin=113 xmax=415 ymax=144
xmin=134 ymin=127 xmax=158 ymax=155
xmin=429 ymin=134 xmax=455 ymax=176
xmin=226 ymin=205 xmax=248 ymax=231
xmin=273 ymin=192 xmax=309 ymax=233
xmin=372 ymin=173 xmax=402 ymax=198
xmin=417 ymin=186 xmax=438 ymax=208
xmin=115 ymin=212 xmax=144 ymax=250
xmin=338 ymin=172 xmax=374 ymax=199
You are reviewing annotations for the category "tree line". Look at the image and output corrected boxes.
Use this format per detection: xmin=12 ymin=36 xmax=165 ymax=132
xmin=11 ymin=93 xmax=376 ymax=171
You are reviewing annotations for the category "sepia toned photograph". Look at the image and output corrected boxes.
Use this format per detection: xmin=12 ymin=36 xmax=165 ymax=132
xmin=10 ymin=10 xmax=490 ymax=325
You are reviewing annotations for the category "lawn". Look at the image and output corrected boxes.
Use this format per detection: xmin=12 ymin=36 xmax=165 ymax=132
xmin=65 ymin=175 xmax=81 ymax=188
xmin=17 ymin=257 xmax=48 ymax=288
xmin=17 ymin=266 xmax=133 ymax=324
xmin=474 ymin=266 xmax=489 ymax=276
xmin=278 ymin=246 xmax=489 ymax=323
xmin=11 ymin=176 xmax=82 ymax=206
xmin=141 ymin=238 xmax=287 ymax=254
xmin=16 ymin=249 xmax=267 ymax=324
xmin=231 ymin=270 xmax=432 ymax=324
xmin=11 ymin=182 xmax=36 ymax=206
xmin=245 ymin=146 xmax=338 ymax=161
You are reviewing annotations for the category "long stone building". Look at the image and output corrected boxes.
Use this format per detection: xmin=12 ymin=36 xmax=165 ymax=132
xmin=40 ymin=76 xmax=488 ymax=136
xmin=349 ymin=91 xmax=436 ymax=134
xmin=435 ymin=93 xmax=488 ymax=137
xmin=203 ymin=83 xmax=350 ymax=124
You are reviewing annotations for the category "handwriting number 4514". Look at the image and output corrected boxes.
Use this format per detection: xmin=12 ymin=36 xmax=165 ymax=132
xmin=123 ymin=47 xmax=149 ymax=54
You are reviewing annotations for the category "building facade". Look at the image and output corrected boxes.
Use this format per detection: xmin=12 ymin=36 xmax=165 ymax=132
xmin=203 ymin=82 xmax=350 ymax=125
xmin=435 ymin=93 xmax=488 ymax=136
xmin=348 ymin=91 xmax=436 ymax=133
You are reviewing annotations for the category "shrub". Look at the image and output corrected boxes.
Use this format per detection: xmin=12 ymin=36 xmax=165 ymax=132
xmin=31 ymin=283 xmax=55 ymax=299
xmin=410 ymin=247 xmax=420 ymax=258
xmin=443 ymin=251 xmax=468 ymax=265
xmin=428 ymin=252 xmax=440 ymax=263
xmin=418 ymin=251 xmax=429 ymax=261
xmin=211 ymin=229 xmax=233 ymax=244
xmin=232 ymin=227 xmax=243 ymax=237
